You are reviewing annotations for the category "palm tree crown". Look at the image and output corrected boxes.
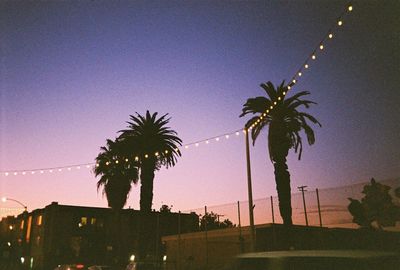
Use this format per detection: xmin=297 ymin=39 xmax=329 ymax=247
xmin=94 ymin=138 xmax=139 ymax=210
xmin=240 ymin=81 xmax=321 ymax=225
xmin=118 ymin=110 xmax=182 ymax=212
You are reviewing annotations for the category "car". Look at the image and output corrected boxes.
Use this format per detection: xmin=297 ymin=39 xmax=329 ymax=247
xmin=54 ymin=264 xmax=87 ymax=270
xmin=233 ymin=250 xmax=400 ymax=270
xmin=88 ymin=266 xmax=117 ymax=270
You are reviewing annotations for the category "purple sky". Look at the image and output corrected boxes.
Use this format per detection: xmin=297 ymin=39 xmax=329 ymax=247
xmin=1 ymin=0 xmax=399 ymax=215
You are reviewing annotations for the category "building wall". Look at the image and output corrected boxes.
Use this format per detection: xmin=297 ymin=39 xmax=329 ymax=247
xmin=0 ymin=202 xmax=199 ymax=270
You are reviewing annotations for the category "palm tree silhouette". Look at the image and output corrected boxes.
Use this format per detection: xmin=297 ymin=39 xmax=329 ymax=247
xmin=95 ymin=138 xmax=139 ymax=209
xmin=118 ymin=111 xmax=182 ymax=212
xmin=240 ymin=81 xmax=321 ymax=225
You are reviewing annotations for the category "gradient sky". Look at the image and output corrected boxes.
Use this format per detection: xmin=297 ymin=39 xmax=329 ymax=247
xmin=1 ymin=0 xmax=399 ymax=215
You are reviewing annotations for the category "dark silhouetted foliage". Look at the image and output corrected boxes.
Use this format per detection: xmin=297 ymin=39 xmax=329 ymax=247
xmin=159 ymin=204 xmax=173 ymax=213
xmin=348 ymin=178 xmax=400 ymax=229
xmin=240 ymin=81 xmax=321 ymax=225
xmin=199 ymin=211 xmax=236 ymax=231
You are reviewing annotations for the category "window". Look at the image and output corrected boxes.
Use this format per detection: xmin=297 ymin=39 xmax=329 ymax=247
xmin=81 ymin=217 xmax=87 ymax=225
xmin=91 ymin=217 xmax=96 ymax=225
xmin=37 ymin=215 xmax=42 ymax=226
xmin=20 ymin=220 xmax=24 ymax=230
xmin=26 ymin=216 xmax=32 ymax=243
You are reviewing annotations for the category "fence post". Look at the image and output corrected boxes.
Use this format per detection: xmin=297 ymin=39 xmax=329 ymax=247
xmin=298 ymin=186 xmax=309 ymax=226
xmin=316 ymin=188 xmax=323 ymax=227
xmin=205 ymin=206 xmax=208 ymax=269
xmin=237 ymin=201 xmax=244 ymax=253
xmin=270 ymin=196 xmax=275 ymax=224
xmin=178 ymin=211 xmax=181 ymax=270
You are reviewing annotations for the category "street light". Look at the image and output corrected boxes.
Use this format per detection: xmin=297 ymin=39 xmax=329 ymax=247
xmin=1 ymin=197 xmax=27 ymax=212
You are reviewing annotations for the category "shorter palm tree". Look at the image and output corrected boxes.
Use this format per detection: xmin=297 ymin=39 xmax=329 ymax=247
xmin=94 ymin=138 xmax=139 ymax=209
xmin=240 ymin=81 xmax=321 ymax=225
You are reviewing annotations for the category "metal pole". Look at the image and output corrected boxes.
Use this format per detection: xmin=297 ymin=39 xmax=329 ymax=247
xmin=298 ymin=186 xmax=308 ymax=226
xmin=245 ymin=129 xmax=256 ymax=252
xmin=316 ymin=188 xmax=323 ymax=227
xmin=156 ymin=213 xmax=160 ymax=262
xmin=178 ymin=211 xmax=181 ymax=270
xmin=205 ymin=206 xmax=208 ymax=269
xmin=270 ymin=196 xmax=275 ymax=224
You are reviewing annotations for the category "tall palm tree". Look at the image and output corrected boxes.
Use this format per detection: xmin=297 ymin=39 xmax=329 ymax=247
xmin=240 ymin=81 xmax=321 ymax=225
xmin=118 ymin=111 xmax=182 ymax=212
xmin=94 ymin=138 xmax=139 ymax=209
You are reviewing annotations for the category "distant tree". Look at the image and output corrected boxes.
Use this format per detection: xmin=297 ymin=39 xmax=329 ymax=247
xmin=160 ymin=204 xmax=173 ymax=213
xmin=199 ymin=211 xmax=236 ymax=231
xmin=240 ymin=81 xmax=321 ymax=225
xmin=348 ymin=178 xmax=400 ymax=229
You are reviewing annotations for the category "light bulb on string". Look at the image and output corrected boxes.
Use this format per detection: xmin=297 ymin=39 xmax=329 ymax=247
xmin=67 ymin=168 xmax=71 ymax=171
xmin=184 ymin=145 xmax=189 ymax=149
xmin=278 ymin=97 xmax=281 ymax=101
xmin=77 ymin=166 xmax=81 ymax=169
xmin=40 ymin=170 xmax=44 ymax=173
xmin=164 ymin=150 xmax=168 ymax=154
xmin=236 ymin=131 xmax=240 ymax=136
xmin=22 ymin=172 xmax=26 ymax=175
xmin=319 ymin=44 xmax=324 ymax=50
xmin=115 ymin=160 xmax=119 ymax=164
xmin=338 ymin=20 xmax=343 ymax=26
xmin=225 ymin=135 xmax=229 ymax=139
xmin=312 ymin=54 xmax=316 ymax=60
xmin=348 ymin=5 xmax=353 ymax=12
xmin=206 ymin=140 xmax=209 ymax=144
xmin=58 ymin=169 xmax=62 ymax=172
xmin=216 ymin=137 xmax=220 ymax=141
xmin=305 ymin=64 xmax=309 ymax=69
xmin=195 ymin=143 xmax=199 ymax=147
xmin=328 ymin=33 xmax=333 ymax=39
xmin=144 ymin=154 xmax=149 ymax=158
xmin=298 ymin=72 xmax=302 ymax=76
xmin=135 ymin=156 xmax=139 ymax=161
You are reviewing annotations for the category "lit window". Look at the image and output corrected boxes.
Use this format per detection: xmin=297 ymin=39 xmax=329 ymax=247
xmin=37 ymin=215 xmax=42 ymax=226
xmin=91 ymin=218 xmax=96 ymax=225
xmin=26 ymin=216 xmax=32 ymax=243
xmin=81 ymin=217 xmax=87 ymax=225
xmin=20 ymin=220 xmax=24 ymax=229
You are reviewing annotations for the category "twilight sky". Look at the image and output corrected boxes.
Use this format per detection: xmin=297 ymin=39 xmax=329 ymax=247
xmin=1 ymin=0 xmax=399 ymax=215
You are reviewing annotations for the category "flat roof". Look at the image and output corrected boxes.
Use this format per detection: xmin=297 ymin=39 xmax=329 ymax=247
xmin=238 ymin=250 xmax=399 ymax=259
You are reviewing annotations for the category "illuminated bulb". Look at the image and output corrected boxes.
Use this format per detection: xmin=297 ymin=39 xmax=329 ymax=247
xmin=40 ymin=170 xmax=44 ymax=173
xmin=165 ymin=150 xmax=168 ymax=154
xmin=86 ymin=165 xmax=90 ymax=168
xmin=292 ymin=79 xmax=296 ymax=84
xmin=312 ymin=54 xmax=316 ymax=60
xmin=67 ymin=168 xmax=71 ymax=171
xmin=263 ymin=113 xmax=266 ymax=117
xmin=125 ymin=158 xmax=129 ymax=162
xmin=14 ymin=172 xmax=18 ymax=175
xmin=288 ymin=86 xmax=291 ymax=90
xmin=298 ymin=72 xmax=302 ymax=76
xmin=274 ymin=101 xmax=277 ymax=105
xmin=320 ymin=44 xmax=324 ymax=50
xmin=5 ymin=172 xmax=9 ymax=176
xmin=225 ymin=135 xmax=229 ymax=139
xmin=155 ymin=152 xmax=159 ymax=156
xmin=115 ymin=160 xmax=119 ymax=164
xmin=145 ymin=154 xmax=148 ymax=158
xmin=77 ymin=166 xmax=81 ymax=169
xmin=22 ymin=172 xmax=26 ymax=175
xmin=185 ymin=145 xmax=189 ymax=149
xmin=49 ymin=170 xmax=53 ymax=173
xmin=242 ymin=129 xmax=246 ymax=134
xmin=338 ymin=20 xmax=343 ymax=26
xmin=348 ymin=5 xmax=353 ymax=12
xmin=58 ymin=169 xmax=62 ymax=172
xmin=206 ymin=140 xmax=209 ymax=144
xmin=216 ymin=137 xmax=220 ymax=141
xmin=305 ymin=64 xmax=309 ymax=69
xmin=195 ymin=143 xmax=199 ymax=147
xmin=235 ymin=132 xmax=240 ymax=136
xmin=135 ymin=156 xmax=139 ymax=161
xmin=106 ymin=162 xmax=109 ymax=166
xmin=278 ymin=97 xmax=281 ymax=100
xmin=174 ymin=148 xmax=179 ymax=151
xmin=282 ymin=92 xmax=286 ymax=96
xmin=270 ymin=106 xmax=273 ymax=109
xmin=266 ymin=109 xmax=269 ymax=113
xmin=260 ymin=116 xmax=263 ymax=120
xmin=328 ymin=33 xmax=333 ymax=39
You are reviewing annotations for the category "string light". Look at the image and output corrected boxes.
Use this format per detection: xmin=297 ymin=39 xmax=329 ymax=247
xmin=0 ymin=3 xmax=354 ymax=177
xmin=247 ymin=2 xmax=354 ymax=131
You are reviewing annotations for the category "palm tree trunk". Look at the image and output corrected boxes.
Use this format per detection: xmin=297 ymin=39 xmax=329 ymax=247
xmin=273 ymin=156 xmax=293 ymax=226
xmin=138 ymin=160 xmax=156 ymax=260
xmin=140 ymin=161 xmax=155 ymax=212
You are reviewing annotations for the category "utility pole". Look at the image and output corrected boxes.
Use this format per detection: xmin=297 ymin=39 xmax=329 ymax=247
xmin=297 ymin=186 xmax=309 ymax=226
xmin=245 ymin=128 xmax=256 ymax=251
